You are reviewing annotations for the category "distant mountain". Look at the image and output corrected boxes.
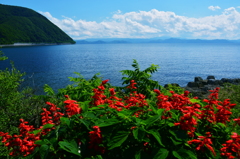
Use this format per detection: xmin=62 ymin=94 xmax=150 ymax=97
xmin=149 ymin=38 xmax=233 ymax=43
xmin=76 ymin=38 xmax=240 ymax=44
xmin=76 ymin=39 xmax=129 ymax=44
xmin=0 ymin=4 xmax=75 ymax=44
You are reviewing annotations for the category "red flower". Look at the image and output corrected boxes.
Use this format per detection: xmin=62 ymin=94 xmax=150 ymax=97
xmin=221 ymin=132 xmax=240 ymax=159
xmin=64 ymin=99 xmax=81 ymax=117
xmin=88 ymin=126 xmax=105 ymax=154
xmin=188 ymin=132 xmax=216 ymax=156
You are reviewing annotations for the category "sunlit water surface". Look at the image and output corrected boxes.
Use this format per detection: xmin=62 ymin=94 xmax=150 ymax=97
xmin=1 ymin=43 xmax=240 ymax=94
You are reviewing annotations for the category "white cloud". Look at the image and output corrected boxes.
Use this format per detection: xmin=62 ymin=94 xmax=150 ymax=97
xmin=39 ymin=7 xmax=240 ymax=40
xmin=208 ymin=6 xmax=221 ymax=11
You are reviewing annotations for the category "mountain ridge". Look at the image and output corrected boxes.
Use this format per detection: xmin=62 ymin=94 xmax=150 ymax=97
xmin=0 ymin=4 xmax=75 ymax=45
xmin=76 ymin=38 xmax=240 ymax=44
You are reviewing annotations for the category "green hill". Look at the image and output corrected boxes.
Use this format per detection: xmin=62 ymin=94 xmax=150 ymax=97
xmin=0 ymin=4 xmax=75 ymax=44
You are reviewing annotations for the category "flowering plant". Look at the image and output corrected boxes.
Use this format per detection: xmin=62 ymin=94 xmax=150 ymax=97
xmin=0 ymin=79 xmax=239 ymax=159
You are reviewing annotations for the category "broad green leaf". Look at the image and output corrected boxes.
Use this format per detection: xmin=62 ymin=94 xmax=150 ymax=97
xmin=148 ymin=130 xmax=165 ymax=147
xmin=153 ymin=148 xmax=169 ymax=159
xmin=217 ymin=122 xmax=226 ymax=128
xmin=84 ymin=112 xmax=97 ymax=119
xmin=172 ymin=150 xmax=182 ymax=159
xmin=133 ymin=128 xmax=138 ymax=140
xmin=79 ymin=119 xmax=91 ymax=130
xmin=135 ymin=150 xmax=141 ymax=159
xmin=32 ymin=129 xmax=42 ymax=135
xmin=39 ymin=145 xmax=49 ymax=159
xmin=117 ymin=112 xmax=132 ymax=121
xmin=184 ymin=150 xmax=197 ymax=159
xmin=137 ymin=127 xmax=146 ymax=141
xmin=60 ymin=117 xmax=70 ymax=127
xmin=42 ymin=123 xmax=54 ymax=129
xmin=35 ymin=140 xmax=49 ymax=145
xmin=108 ymin=131 xmax=130 ymax=150
xmin=190 ymin=98 xmax=201 ymax=103
xmin=157 ymin=108 xmax=165 ymax=116
xmin=59 ymin=140 xmax=81 ymax=156
xmin=97 ymin=119 xmax=120 ymax=127
xmin=168 ymin=123 xmax=175 ymax=127
xmin=81 ymin=101 xmax=90 ymax=112
xmin=143 ymin=114 xmax=161 ymax=126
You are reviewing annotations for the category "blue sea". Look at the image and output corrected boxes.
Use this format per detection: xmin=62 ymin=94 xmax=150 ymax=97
xmin=1 ymin=43 xmax=240 ymax=94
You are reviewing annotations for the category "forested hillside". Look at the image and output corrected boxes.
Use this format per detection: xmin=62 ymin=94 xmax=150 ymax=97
xmin=0 ymin=4 xmax=75 ymax=44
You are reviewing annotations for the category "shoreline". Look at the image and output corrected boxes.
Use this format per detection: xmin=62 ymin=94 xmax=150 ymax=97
xmin=164 ymin=76 xmax=240 ymax=99
xmin=0 ymin=42 xmax=74 ymax=48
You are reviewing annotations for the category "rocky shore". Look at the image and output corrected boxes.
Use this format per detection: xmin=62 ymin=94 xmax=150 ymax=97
xmin=165 ymin=76 xmax=240 ymax=99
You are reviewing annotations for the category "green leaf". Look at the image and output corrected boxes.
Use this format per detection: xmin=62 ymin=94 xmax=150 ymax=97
xmin=43 ymin=84 xmax=55 ymax=96
xmin=168 ymin=123 xmax=175 ymax=127
xmin=92 ymin=155 xmax=103 ymax=159
xmin=35 ymin=140 xmax=49 ymax=145
xmin=148 ymin=130 xmax=165 ymax=147
xmin=60 ymin=117 xmax=70 ymax=127
xmin=108 ymin=131 xmax=130 ymax=150
xmin=170 ymin=137 xmax=182 ymax=146
xmin=172 ymin=151 xmax=182 ymax=159
xmin=79 ymin=119 xmax=91 ymax=130
xmin=216 ymin=122 xmax=226 ymax=128
xmin=81 ymin=101 xmax=90 ymax=112
xmin=39 ymin=145 xmax=49 ymax=159
xmin=153 ymin=148 xmax=169 ymax=159
xmin=136 ymin=127 xmax=146 ymax=141
xmin=135 ymin=150 xmax=141 ymax=159
xmin=59 ymin=140 xmax=81 ymax=156
xmin=157 ymin=108 xmax=165 ymax=116
xmin=169 ymin=130 xmax=182 ymax=141
xmin=42 ymin=123 xmax=54 ymax=129
xmin=32 ymin=129 xmax=42 ymax=135
xmin=178 ymin=149 xmax=197 ymax=159
xmin=143 ymin=114 xmax=161 ymax=126
xmin=190 ymin=98 xmax=201 ymax=103
xmin=97 ymin=119 xmax=120 ymax=127
xmin=133 ymin=128 xmax=138 ymax=140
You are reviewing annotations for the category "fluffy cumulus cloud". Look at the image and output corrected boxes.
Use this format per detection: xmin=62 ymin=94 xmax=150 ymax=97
xmin=40 ymin=7 xmax=240 ymax=39
xmin=208 ymin=6 xmax=221 ymax=11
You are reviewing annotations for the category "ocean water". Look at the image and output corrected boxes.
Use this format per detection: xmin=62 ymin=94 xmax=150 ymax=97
xmin=1 ymin=43 xmax=240 ymax=94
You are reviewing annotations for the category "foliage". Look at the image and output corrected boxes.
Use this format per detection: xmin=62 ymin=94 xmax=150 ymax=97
xmin=0 ymin=4 xmax=75 ymax=44
xmin=120 ymin=59 xmax=162 ymax=98
xmin=0 ymin=79 xmax=239 ymax=159
xmin=0 ymin=52 xmax=46 ymax=157
xmin=219 ymin=83 xmax=240 ymax=121
xmin=0 ymin=58 xmax=239 ymax=158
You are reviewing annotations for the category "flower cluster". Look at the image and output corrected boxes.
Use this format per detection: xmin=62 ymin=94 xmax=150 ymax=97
xmin=92 ymin=80 xmax=148 ymax=116
xmin=92 ymin=80 xmax=109 ymax=106
xmin=202 ymin=88 xmax=236 ymax=124
xmin=88 ymin=126 xmax=105 ymax=154
xmin=0 ymin=98 xmax=81 ymax=157
xmin=40 ymin=102 xmax=64 ymax=135
xmin=0 ymin=80 xmax=239 ymax=158
xmin=220 ymin=132 xmax=240 ymax=159
xmin=188 ymin=132 xmax=216 ymax=156
xmin=0 ymin=119 xmax=40 ymax=156
xmin=64 ymin=95 xmax=81 ymax=117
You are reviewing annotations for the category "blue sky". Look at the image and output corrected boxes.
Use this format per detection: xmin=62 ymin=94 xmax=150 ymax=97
xmin=1 ymin=0 xmax=240 ymax=40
